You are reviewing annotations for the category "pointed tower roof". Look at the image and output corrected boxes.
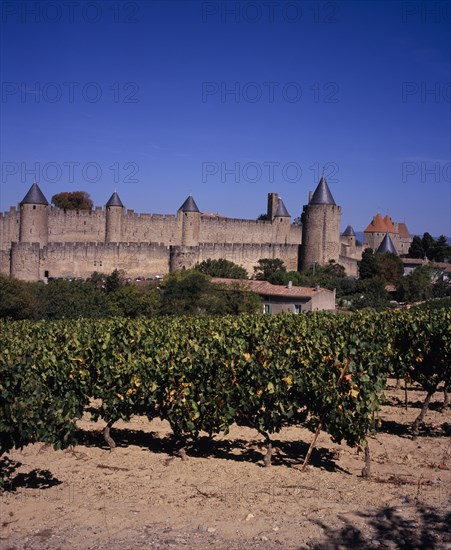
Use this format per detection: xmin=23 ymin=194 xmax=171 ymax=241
xmin=342 ymin=225 xmax=356 ymax=237
xmin=397 ymin=222 xmax=410 ymax=239
xmin=383 ymin=215 xmax=397 ymax=233
xmin=273 ymin=198 xmax=290 ymax=217
xmin=106 ymin=191 xmax=124 ymax=207
xmin=377 ymin=233 xmax=398 ymax=255
xmin=364 ymin=213 xmax=388 ymax=233
xmin=310 ymin=177 xmax=336 ymax=205
xmin=20 ymin=183 xmax=49 ymax=205
xmin=179 ymin=195 xmax=200 ymax=213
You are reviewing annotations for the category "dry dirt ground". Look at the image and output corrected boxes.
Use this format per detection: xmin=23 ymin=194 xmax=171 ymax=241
xmin=1 ymin=381 xmax=450 ymax=549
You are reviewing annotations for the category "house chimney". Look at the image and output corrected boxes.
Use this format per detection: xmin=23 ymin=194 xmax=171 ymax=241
xmin=287 ymin=280 xmax=292 ymax=288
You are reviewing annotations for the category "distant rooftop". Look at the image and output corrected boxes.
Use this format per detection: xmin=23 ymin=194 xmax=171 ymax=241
xmin=365 ymin=213 xmax=388 ymax=233
xmin=211 ymin=278 xmax=329 ymax=298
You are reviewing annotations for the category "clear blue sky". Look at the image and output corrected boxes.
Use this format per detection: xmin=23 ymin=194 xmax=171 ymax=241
xmin=1 ymin=0 xmax=450 ymax=237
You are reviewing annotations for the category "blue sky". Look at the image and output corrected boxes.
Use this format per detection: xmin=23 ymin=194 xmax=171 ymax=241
xmin=1 ymin=0 xmax=450 ymax=236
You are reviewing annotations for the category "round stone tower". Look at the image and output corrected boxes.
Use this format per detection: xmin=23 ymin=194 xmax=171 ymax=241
xmin=300 ymin=177 xmax=341 ymax=271
xmin=105 ymin=191 xmax=124 ymax=242
xmin=178 ymin=195 xmax=200 ymax=247
xmin=19 ymin=182 xmax=49 ymax=246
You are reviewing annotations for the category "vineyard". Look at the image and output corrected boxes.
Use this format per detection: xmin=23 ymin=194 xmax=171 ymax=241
xmin=1 ymin=308 xmax=449 ymax=487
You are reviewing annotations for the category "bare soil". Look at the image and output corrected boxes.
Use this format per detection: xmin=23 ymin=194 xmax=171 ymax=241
xmin=1 ymin=381 xmax=450 ymax=549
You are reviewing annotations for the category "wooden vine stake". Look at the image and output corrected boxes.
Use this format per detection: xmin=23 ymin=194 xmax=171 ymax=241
xmin=103 ymin=421 xmax=116 ymax=450
xmin=361 ymin=438 xmax=371 ymax=478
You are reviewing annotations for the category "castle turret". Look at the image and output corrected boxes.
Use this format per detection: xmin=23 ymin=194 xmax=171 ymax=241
xmin=105 ymin=192 xmax=124 ymax=243
xmin=178 ymin=195 xmax=200 ymax=246
xmin=267 ymin=192 xmax=280 ymax=220
xmin=19 ymin=182 xmax=49 ymax=246
xmin=341 ymin=225 xmax=356 ymax=249
xmin=383 ymin=215 xmax=400 ymax=251
xmin=273 ymin=198 xmax=291 ymax=244
xmin=363 ymin=213 xmax=388 ymax=251
xmin=300 ymin=177 xmax=341 ymax=271
xmin=376 ymin=233 xmax=398 ymax=255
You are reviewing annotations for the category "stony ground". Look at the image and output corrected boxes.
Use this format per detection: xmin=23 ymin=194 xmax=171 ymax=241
xmin=1 ymin=381 xmax=450 ymax=549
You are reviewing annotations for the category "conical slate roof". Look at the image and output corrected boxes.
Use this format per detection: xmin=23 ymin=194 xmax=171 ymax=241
xmin=273 ymin=198 xmax=290 ymax=217
xmin=383 ymin=215 xmax=397 ymax=234
xmin=364 ymin=213 xmax=388 ymax=233
xmin=342 ymin=225 xmax=356 ymax=237
xmin=377 ymin=233 xmax=398 ymax=255
xmin=20 ymin=183 xmax=49 ymax=205
xmin=310 ymin=177 xmax=336 ymax=205
xmin=106 ymin=192 xmax=124 ymax=207
xmin=179 ymin=195 xmax=200 ymax=212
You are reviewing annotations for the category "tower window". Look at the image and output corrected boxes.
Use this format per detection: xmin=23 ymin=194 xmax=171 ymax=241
xmin=33 ymin=205 xmax=36 ymax=210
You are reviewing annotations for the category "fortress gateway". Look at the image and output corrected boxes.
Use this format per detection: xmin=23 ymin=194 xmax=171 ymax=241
xmin=0 ymin=179 xmax=410 ymax=282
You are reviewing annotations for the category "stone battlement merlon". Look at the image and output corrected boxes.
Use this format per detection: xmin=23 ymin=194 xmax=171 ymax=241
xmin=124 ymin=212 xmax=177 ymax=221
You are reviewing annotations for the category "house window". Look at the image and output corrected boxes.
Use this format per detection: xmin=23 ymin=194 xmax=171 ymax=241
xmin=294 ymin=304 xmax=302 ymax=314
xmin=263 ymin=304 xmax=272 ymax=314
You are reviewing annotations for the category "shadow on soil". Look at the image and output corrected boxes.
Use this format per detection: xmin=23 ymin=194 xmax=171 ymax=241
xmin=308 ymin=504 xmax=451 ymax=550
xmin=73 ymin=425 xmax=350 ymax=472
xmin=1 ymin=456 xmax=61 ymax=492
xmin=376 ymin=419 xmax=451 ymax=439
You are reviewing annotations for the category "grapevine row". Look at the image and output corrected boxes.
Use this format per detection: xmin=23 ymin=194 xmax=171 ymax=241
xmin=1 ymin=309 xmax=449 ymax=482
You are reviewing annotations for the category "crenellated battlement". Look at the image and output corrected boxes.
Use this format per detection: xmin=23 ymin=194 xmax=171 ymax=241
xmin=2 ymin=180 xmax=364 ymax=281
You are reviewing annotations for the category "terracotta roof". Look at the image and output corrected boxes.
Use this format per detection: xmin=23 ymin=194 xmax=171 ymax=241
xmin=106 ymin=192 xmax=124 ymax=207
xmin=397 ymin=222 xmax=410 ymax=239
xmin=402 ymin=259 xmax=451 ymax=273
xmin=364 ymin=213 xmax=388 ymax=233
xmin=211 ymin=278 xmax=328 ymax=298
xmin=21 ymin=183 xmax=49 ymax=205
xmin=402 ymin=258 xmax=426 ymax=265
xmin=383 ymin=215 xmax=397 ymax=233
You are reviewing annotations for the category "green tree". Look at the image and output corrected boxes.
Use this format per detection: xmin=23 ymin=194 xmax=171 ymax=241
xmin=257 ymin=213 xmax=271 ymax=221
xmin=359 ymin=248 xmax=379 ymax=279
xmin=88 ymin=271 xmax=106 ymax=290
xmin=421 ymin=232 xmax=435 ymax=260
xmin=408 ymin=236 xmax=425 ymax=259
xmin=194 ymin=258 xmax=248 ymax=279
xmin=352 ymin=276 xmax=389 ymax=310
xmin=376 ymin=253 xmax=404 ymax=284
xmin=430 ymin=235 xmax=450 ymax=262
xmin=105 ymin=269 xmax=125 ymax=293
xmin=208 ymin=280 xmax=262 ymax=314
xmin=254 ymin=258 xmax=286 ymax=280
xmin=0 ymin=276 xmax=38 ymax=319
xmin=51 ymin=191 xmax=93 ymax=210
xmin=396 ymin=266 xmax=437 ymax=302
xmin=159 ymin=270 xmax=212 ymax=314
xmin=39 ymin=279 xmax=113 ymax=319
